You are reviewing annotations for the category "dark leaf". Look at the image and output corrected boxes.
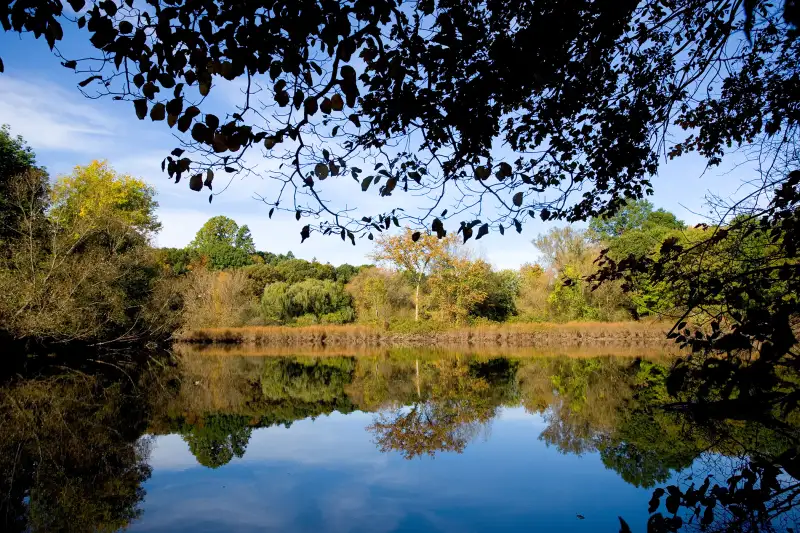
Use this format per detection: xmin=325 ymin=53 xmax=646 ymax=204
xmin=314 ymin=163 xmax=329 ymax=180
xmin=432 ymin=218 xmax=446 ymax=238
xmin=300 ymin=225 xmax=310 ymax=243
xmin=513 ymin=191 xmax=524 ymax=207
xmin=496 ymin=162 xmax=513 ymax=179
xmin=361 ymin=175 xmax=374 ymax=191
xmin=618 ymin=517 xmax=632 ymax=533
xmin=79 ymin=75 xmax=102 ymax=87
xmin=411 ymin=231 xmax=421 ymax=242
xmin=189 ymin=173 xmax=203 ymax=191
xmin=205 ymin=114 xmax=219 ymax=130
xmin=475 ymin=166 xmax=490 ymax=180
xmin=462 ymin=225 xmax=473 ymax=243
xmin=304 ymin=97 xmax=318 ymax=116
xmin=476 ymin=223 xmax=489 ymax=240
xmin=133 ymin=99 xmax=147 ymax=120
xmin=150 ymin=102 xmax=166 ymax=121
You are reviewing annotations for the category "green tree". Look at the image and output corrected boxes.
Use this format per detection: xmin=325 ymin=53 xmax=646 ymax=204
xmin=346 ymin=266 xmax=414 ymax=322
xmin=589 ymin=200 xmax=684 ymax=260
xmin=274 ymin=258 xmax=336 ymax=283
xmin=189 ymin=216 xmax=255 ymax=269
xmin=472 ymin=269 xmax=520 ymax=322
xmin=241 ymin=263 xmax=281 ymax=297
xmin=533 ymin=227 xmax=596 ymax=275
xmin=181 ymin=414 xmax=252 ymax=469
xmin=260 ymin=281 xmax=293 ymax=322
xmin=0 ymin=125 xmax=43 ymax=242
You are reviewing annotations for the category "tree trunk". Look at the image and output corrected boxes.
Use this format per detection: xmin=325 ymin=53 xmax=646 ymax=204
xmin=415 ymin=280 xmax=420 ymax=321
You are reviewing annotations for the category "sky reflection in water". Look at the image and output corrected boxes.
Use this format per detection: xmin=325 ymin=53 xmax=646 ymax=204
xmin=134 ymin=406 xmax=655 ymax=532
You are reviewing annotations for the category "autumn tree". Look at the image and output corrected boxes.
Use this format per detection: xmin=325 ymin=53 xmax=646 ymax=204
xmin=0 ymin=159 xmax=168 ymax=341
xmin=50 ymin=160 xmax=161 ymax=238
xmin=346 ymin=266 xmax=413 ymax=322
xmin=427 ymin=257 xmax=492 ymax=324
xmin=370 ymin=229 xmax=457 ymax=321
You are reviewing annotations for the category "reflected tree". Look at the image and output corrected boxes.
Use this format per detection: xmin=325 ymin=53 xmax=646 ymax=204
xmin=367 ymin=357 xmax=516 ymax=459
xmin=0 ymin=369 xmax=158 ymax=533
xmin=180 ymin=414 xmax=253 ymax=469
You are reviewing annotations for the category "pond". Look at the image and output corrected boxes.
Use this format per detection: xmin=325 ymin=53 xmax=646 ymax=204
xmin=1 ymin=346 xmax=798 ymax=532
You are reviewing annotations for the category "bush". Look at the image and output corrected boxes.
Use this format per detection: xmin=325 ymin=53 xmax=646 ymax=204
xmin=294 ymin=314 xmax=319 ymax=326
xmin=320 ymin=308 xmax=356 ymax=324
xmin=260 ymin=279 xmax=355 ymax=324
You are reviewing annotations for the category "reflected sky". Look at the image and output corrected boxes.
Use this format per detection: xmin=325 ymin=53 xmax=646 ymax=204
xmin=132 ymin=408 xmax=654 ymax=533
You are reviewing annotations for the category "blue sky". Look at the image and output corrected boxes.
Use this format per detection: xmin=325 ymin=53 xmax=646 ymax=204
xmin=134 ymin=408 xmax=656 ymax=532
xmin=0 ymin=29 xmax=755 ymax=269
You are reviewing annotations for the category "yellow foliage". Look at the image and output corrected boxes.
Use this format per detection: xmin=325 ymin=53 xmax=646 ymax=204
xmin=50 ymin=160 xmax=160 ymax=236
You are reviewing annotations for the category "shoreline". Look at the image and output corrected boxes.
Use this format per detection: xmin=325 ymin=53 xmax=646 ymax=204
xmin=175 ymin=321 xmax=672 ymax=348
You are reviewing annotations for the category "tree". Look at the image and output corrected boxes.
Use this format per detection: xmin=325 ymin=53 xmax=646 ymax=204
xmin=0 ymin=125 xmax=42 ymax=242
xmin=181 ymin=414 xmax=252 ymax=469
xmin=260 ymin=278 xmax=354 ymax=323
xmin=189 ymin=216 xmax=254 ymax=269
xmin=0 ymin=161 xmax=168 ymax=341
xmin=190 ymin=215 xmax=253 ymax=251
xmin=589 ymin=200 xmax=684 ymax=260
xmin=532 ymin=227 xmax=597 ymax=276
xmin=260 ymin=281 xmax=292 ymax=323
xmin=51 ymin=160 xmax=161 ymax=237
xmin=346 ymin=266 xmax=413 ymax=322
xmin=427 ymin=257 xmax=491 ymax=324
xmin=371 ymin=229 xmax=457 ymax=321
xmin=5 ymin=0 xmax=793 ymax=243
xmin=273 ymin=258 xmax=335 ymax=283
xmin=241 ymin=263 xmax=281 ymax=297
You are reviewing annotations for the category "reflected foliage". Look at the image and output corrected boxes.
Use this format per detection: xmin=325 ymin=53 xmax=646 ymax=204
xmin=0 ymin=359 xmax=167 ymax=533
xmin=179 ymin=414 xmax=252 ymax=469
xmin=2 ymin=349 xmax=800 ymax=531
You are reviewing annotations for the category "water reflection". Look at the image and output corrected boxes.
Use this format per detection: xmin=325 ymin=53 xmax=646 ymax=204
xmin=1 ymin=347 xmax=798 ymax=532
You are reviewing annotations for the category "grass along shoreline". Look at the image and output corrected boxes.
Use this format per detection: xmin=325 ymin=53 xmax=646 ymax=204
xmin=176 ymin=321 xmax=671 ymax=348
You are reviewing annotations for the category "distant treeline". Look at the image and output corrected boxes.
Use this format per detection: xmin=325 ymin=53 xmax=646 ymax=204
xmin=1 ymin=124 xmax=771 ymax=346
xmin=162 ymin=200 xmax=692 ymax=332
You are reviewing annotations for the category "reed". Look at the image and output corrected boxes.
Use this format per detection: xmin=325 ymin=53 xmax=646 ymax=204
xmin=176 ymin=321 xmax=672 ymax=348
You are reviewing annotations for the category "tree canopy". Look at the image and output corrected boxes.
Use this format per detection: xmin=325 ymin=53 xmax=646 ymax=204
xmin=2 ymin=0 xmax=797 ymax=243
xmin=188 ymin=215 xmax=255 ymax=269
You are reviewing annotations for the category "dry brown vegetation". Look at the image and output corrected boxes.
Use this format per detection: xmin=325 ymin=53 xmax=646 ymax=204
xmin=173 ymin=342 xmax=678 ymax=360
xmin=176 ymin=320 xmax=672 ymax=348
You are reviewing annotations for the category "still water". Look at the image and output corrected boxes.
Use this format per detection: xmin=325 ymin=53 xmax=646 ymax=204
xmin=1 ymin=346 xmax=797 ymax=532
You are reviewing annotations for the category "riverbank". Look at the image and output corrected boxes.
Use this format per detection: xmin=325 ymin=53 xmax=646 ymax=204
xmin=176 ymin=321 xmax=672 ymax=348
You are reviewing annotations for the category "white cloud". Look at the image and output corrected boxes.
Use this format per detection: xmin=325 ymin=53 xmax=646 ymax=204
xmin=0 ymin=75 xmax=117 ymax=153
